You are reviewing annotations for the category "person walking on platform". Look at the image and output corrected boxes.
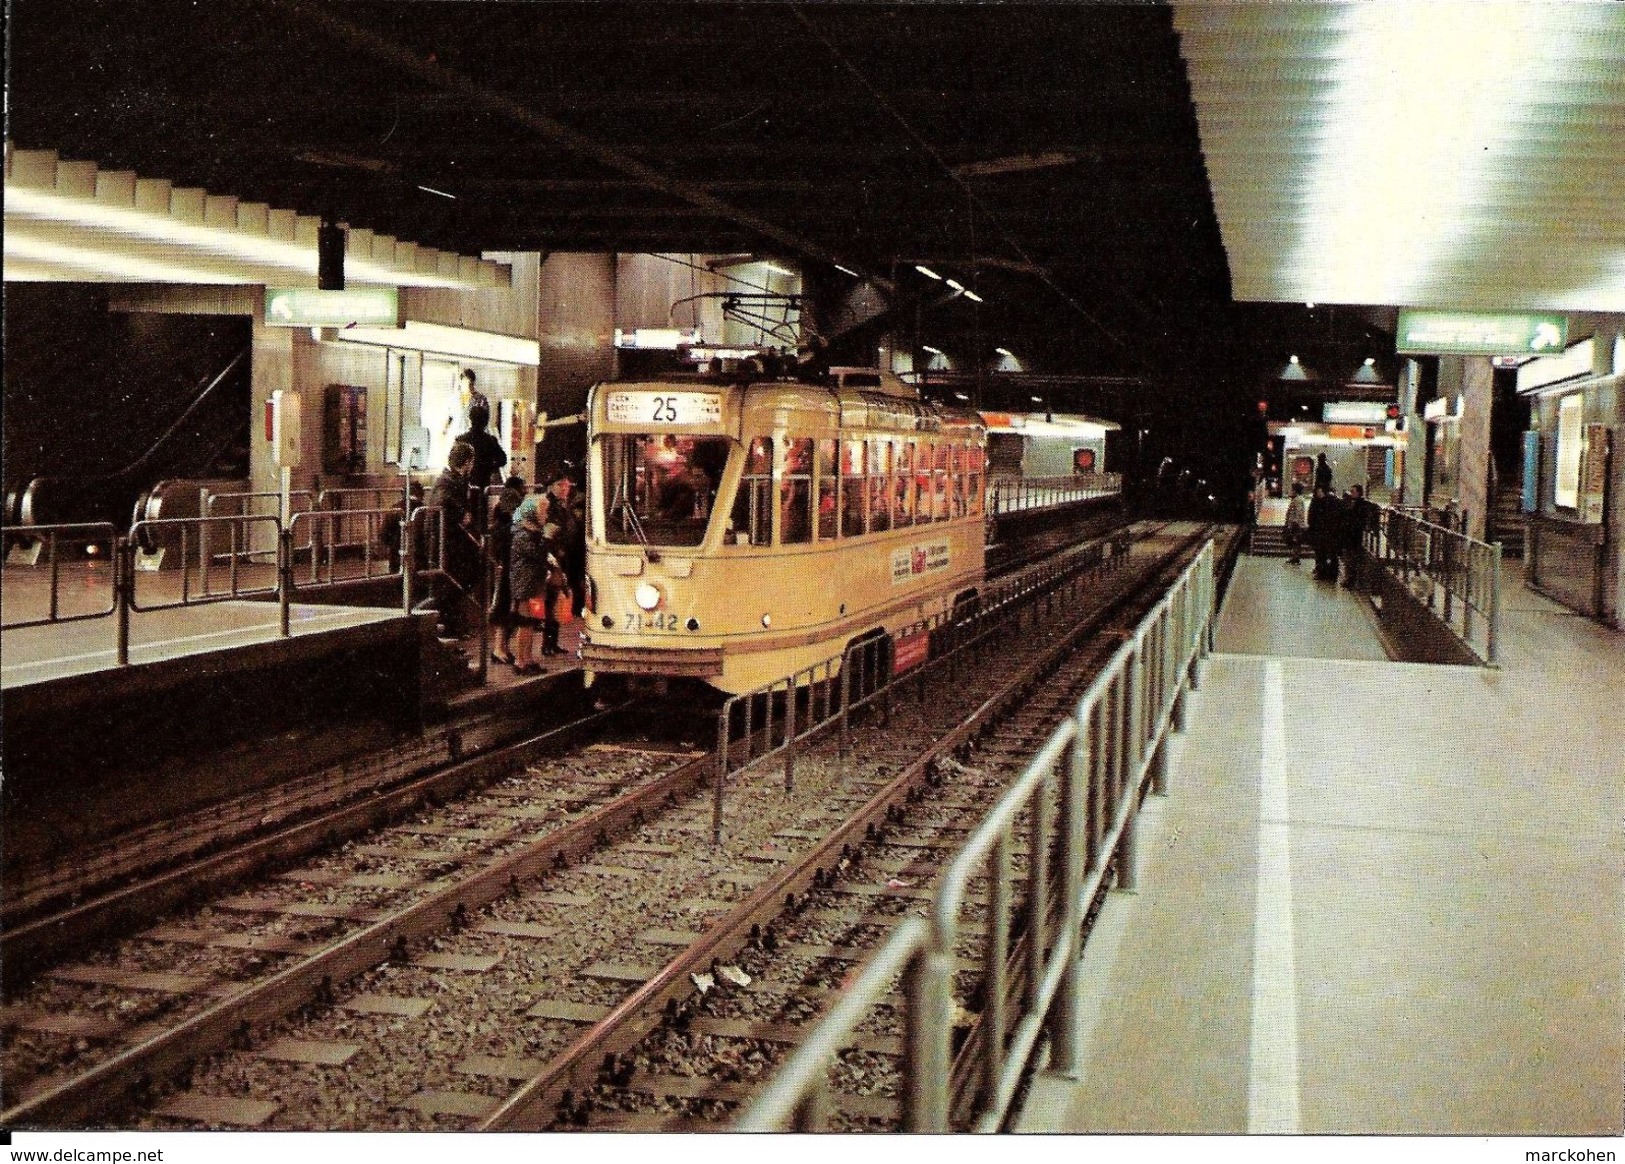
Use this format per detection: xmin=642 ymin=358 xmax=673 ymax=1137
xmin=431 ymin=440 xmax=481 ymax=638
xmin=1314 ymin=452 xmax=1333 ymax=493
xmin=1307 ymin=484 xmax=1340 ymax=582
xmin=1284 ymin=482 xmax=1309 ymax=565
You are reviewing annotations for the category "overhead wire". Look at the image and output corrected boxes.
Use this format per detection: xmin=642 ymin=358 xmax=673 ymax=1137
xmin=789 ymin=3 xmax=1143 ymax=354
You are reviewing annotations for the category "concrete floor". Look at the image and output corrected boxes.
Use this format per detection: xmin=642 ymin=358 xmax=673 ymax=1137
xmin=1016 ymin=556 xmax=1624 ymax=1135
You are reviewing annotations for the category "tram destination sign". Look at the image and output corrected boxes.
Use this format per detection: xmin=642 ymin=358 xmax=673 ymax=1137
xmin=606 ymin=390 xmax=722 ymax=426
xmin=1396 ymin=309 xmax=1567 ymax=356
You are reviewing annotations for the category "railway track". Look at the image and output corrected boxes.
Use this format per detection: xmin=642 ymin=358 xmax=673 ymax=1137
xmin=1 ymin=521 xmax=1219 ymax=1131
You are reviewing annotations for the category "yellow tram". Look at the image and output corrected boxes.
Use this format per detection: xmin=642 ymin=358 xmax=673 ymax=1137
xmin=581 ymin=368 xmax=987 ymax=693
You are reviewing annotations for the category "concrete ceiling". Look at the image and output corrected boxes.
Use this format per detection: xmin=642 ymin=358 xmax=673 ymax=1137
xmin=1175 ymin=1 xmax=1625 ymax=314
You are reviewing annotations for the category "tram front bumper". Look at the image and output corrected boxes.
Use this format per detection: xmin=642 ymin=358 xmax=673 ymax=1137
xmin=579 ymin=640 xmax=726 ymax=679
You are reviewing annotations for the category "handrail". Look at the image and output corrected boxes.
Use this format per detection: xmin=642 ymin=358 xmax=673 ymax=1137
xmin=710 ymin=524 xmax=1137 ymax=843
xmin=128 ymin=515 xmax=283 ymax=611
xmin=740 ymin=540 xmax=1215 ymax=1131
xmin=990 ymin=473 xmax=1122 ymax=517
xmin=1368 ymin=505 xmax=1501 ymax=664
xmin=17 ymin=345 xmax=252 ymax=528
xmin=0 ymin=503 xmax=459 ymax=672
xmin=0 ymin=522 xmax=120 ymax=631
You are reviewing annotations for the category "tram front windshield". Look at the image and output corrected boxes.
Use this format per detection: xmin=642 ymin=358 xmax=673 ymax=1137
xmin=602 ymin=434 xmax=731 ymax=546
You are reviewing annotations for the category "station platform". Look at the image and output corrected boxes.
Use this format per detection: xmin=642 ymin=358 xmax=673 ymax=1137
xmin=0 ymin=561 xmax=588 ymax=883
xmin=1017 ymin=554 xmax=1624 ymax=1135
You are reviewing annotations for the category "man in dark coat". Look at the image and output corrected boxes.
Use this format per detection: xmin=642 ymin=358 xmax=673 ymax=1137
xmin=455 ymin=403 xmax=507 ymax=532
xmin=1307 ymin=485 xmax=1341 ymax=582
xmin=1340 ymin=484 xmax=1373 ymax=587
xmin=431 ymin=440 xmax=479 ymax=636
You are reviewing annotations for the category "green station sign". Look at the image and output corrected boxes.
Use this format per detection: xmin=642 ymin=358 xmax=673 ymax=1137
xmin=1396 ymin=309 xmax=1567 ymax=356
xmin=265 ymin=286 xmax=400 ymax=328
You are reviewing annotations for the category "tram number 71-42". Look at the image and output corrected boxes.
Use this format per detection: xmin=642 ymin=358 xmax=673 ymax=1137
xmin=624 ymin=610 xmax=682 ymax=632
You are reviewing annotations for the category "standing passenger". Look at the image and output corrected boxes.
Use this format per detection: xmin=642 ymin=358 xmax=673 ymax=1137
xmin=1314 ymin=452 xmax=1334 ymax=493
xmin=508 ymin=496 xmax=554 ymax=674
xmin=455 ymin=403 xmax=507 ymax=531
xmin=1307 ymin=485 xmax=1339 ymax=582
xmin=486 ymin=476 xmax=525 ymax=665
xmin=431 ymin=441 xmax=479 ymax=637
xmin=1284 ymin=482 xmax=1309 ymax=565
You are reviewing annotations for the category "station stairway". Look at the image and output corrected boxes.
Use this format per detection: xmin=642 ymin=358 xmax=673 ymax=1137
xmin=1247 ymin=523 xmax=1290 ymax=557
xmin=1488 ymin=480 xmax=1526 ymax=559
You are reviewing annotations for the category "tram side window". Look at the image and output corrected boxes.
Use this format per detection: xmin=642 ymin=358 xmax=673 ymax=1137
xmin=934 ymin=441 xmax=951 ymax=521
xmin=867 ymin=439 xmax=892 ymax=533
xmin=816 ymin=439 xmax=839 ymax=541
xmin=950 ymin=444 xmax=967 ymax=517
xmin=894 ymin=440 xmax=914 ymax=528
xmin=728 ymin=436 xmax=774 ymax=546
xmin=781 ymin=437 xmax=814 ymax=545
xmin=842 ymin=438 xmax=866 ymax=537
xmin=967 ymin=444 xmax=984 ymax=516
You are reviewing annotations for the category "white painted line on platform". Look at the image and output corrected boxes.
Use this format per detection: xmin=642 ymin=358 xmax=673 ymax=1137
xmin=1 ymin=608 xmax=375 ymax=675
xmin=1247 ymin=660 xmax=1302 ymax=1134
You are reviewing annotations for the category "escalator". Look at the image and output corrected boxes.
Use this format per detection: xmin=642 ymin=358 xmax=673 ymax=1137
xmin=10 ymin=342 xmax=252 ymax=535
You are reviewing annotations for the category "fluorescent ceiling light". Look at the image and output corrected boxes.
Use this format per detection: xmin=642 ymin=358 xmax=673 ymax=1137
xmin=332 ymin=320 xmax=540 ymax=365
xmin=4 ymin=161 xmax=501 ymax=288
xmin=416 ymin=184 xmax=456 ymax=200
xmin=915 ymin=265 xmax=942 ymax=280
xmin=921 ymin=344 xmax=944 ymax=355
xmin=1174 ymin=3 xmax=1625 ymax=311
xmin=759 ymin=261 xmax=796 ymax=278
xmin=946 ymin=278 xmax=965 ymax=292
xmin=834 ymin=264 xmax=859 ymax=277
xmin=995 ymin=347 xmax=1014 ymax=357
xmin=962 ymin=290 xmax=984 ymax=303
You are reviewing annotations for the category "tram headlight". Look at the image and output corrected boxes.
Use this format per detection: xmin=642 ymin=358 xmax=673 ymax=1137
xmin=635 ymin=582 xmax=662 ymax=611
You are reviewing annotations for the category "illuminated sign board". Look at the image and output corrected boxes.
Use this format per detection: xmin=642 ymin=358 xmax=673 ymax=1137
xmin=613 ymin=327 xmax=702 ymax=350
xmin=1322 ymin=401 xmax=1389 ymax=424
xmin=1516 ymin=339 xmax=1596 ymax=394
xmin=265 ymin=286 xmax=399 ymax=327
xmin=1396 ymin=309 xmax=1567 ymax=356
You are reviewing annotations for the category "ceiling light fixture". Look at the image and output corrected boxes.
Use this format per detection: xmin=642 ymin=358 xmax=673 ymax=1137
xmin=946 ymin=278 xmax=965 ymax=292
xmin=759 ymin=261 xmax=796 ymax=278
xmin=416 ymin=184 xmax=456 ymax=200
xmin=921 ymin=344 xmax=944 ymax=355
xmin=962 ymin=290 xmax=984 ymax=303
xmin=915 ymin=265 xmax=942 ymax=280
xmin=834 ymin=264 xmax=859 ymax=277
xmin=1289 ymin=355 xmax=1301 ymax=364
xmin=995 ymin=347 xmax=1014 ymax=357
xmin=1364 ymin=357 xmax=1376 ymax=366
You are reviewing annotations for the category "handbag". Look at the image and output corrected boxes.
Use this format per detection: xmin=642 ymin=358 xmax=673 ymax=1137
xmin=552 ymin=588 xmax=575 ymax=624
xmin=523 ymin=595 xmax=550 ymax=620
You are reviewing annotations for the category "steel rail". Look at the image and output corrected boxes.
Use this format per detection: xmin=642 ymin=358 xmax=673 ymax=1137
xmin=0 ymin=705 xmax=628 ymax=991
xmin=483 ymin=525 xmax=1212 ymax=1130
xmin=0 ymin=711 xmax=732 ymax=1129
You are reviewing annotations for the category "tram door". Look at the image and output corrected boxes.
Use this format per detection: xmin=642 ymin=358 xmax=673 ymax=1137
xmin=421 ymin=360 xmax=463 ymax=470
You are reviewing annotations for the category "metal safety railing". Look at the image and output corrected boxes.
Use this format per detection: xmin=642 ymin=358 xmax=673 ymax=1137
xmin=1 ymin=502 xmax=456 ymax=667
xmin=710 ymin=525 xmax=1138 ymax=846
xmin=990 ymin=473 xmax=1121 ymax=517
xmin=1 ymin=522 xmax=120 ymax=631
xmin=1368 ymin=505 xmax=1502 ymax=664
xmin=202 ymin=488 xmax=315 ymax=566
xmin=739 ymin=540 xmax=1215 ymax=1132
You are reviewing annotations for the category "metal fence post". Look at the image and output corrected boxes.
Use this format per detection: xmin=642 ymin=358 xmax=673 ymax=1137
xmin=1050 ymin=724 xmax=1089 ymax=1078
xmin=402 ymin=512 xmax=415 ymax=616
xmin=278 ymin=525 xmax=293 ymax=638
xmin=1488 ymin=541 xmax=1503 ymax=665
xmin=713 ymin=701 xmax=730 ymax=846
xmin=904 ymin=949 xmax=954 ymax=1132
xmin=115 ymin=536 xmax=132 ymax=666
xmin=784 ymin=677 xmax=798 ymax=791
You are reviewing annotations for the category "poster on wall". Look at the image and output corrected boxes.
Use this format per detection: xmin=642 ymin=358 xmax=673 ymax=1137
xmin=1555 ymin=394 xmax=1585 ymax=510
xmin=1580 ymin=424 xmax=1610 ymax=524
